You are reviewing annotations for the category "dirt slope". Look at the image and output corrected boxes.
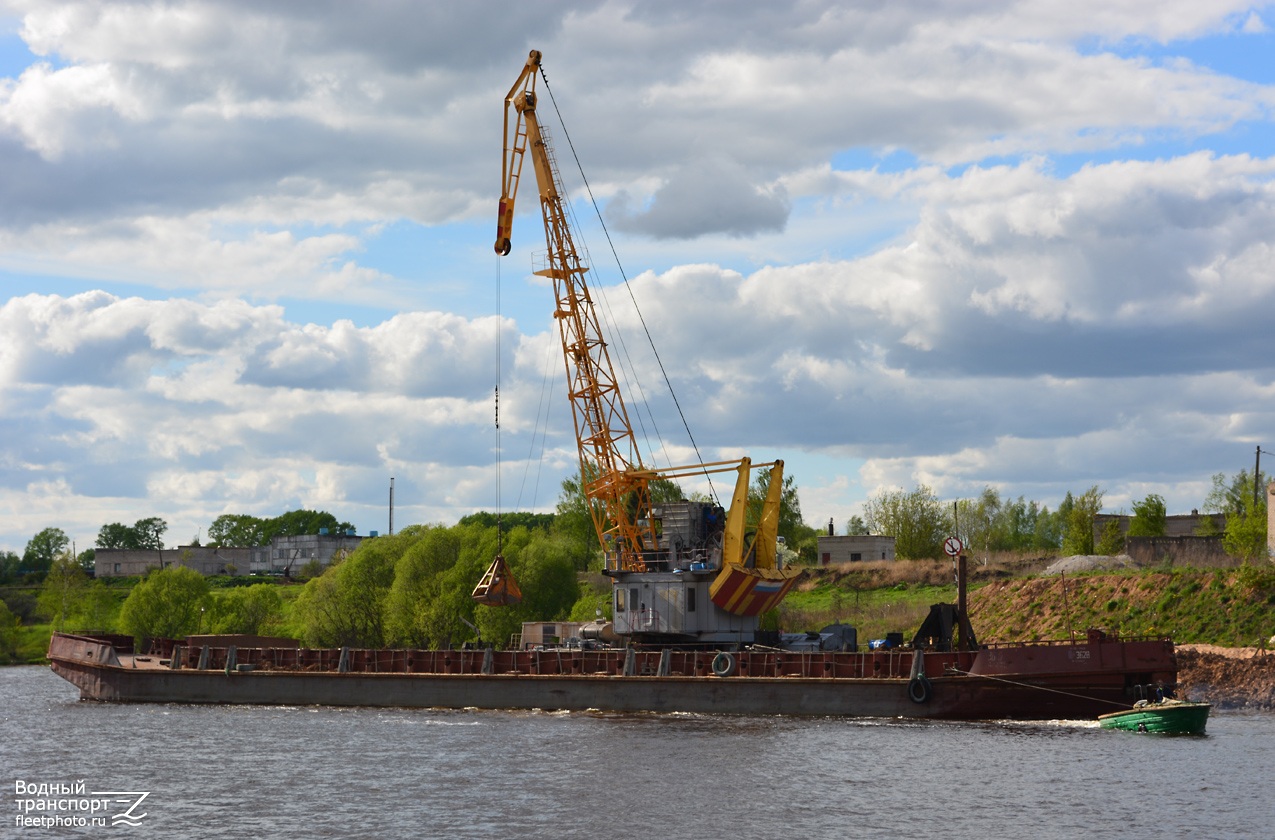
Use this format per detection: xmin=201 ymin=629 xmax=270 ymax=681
xmin=1176 ymin=645 xmax=1275 ymax=710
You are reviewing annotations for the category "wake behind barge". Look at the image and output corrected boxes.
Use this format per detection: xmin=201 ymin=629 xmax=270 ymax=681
xmin=48 ymin=628 xmax=1176 ymax=721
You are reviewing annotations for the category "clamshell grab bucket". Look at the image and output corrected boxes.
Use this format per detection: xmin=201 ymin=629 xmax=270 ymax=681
xmin=472 ymin=555 xmax=522 ymax=606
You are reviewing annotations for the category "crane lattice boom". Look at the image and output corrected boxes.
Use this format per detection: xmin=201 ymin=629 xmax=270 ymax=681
xmin=496 ymin=50 xmax=654 ymax=570
xmin=494 ymin=52 xmax=802 ymax=624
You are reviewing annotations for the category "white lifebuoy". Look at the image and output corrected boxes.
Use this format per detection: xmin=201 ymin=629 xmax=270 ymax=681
xmin=712 ymin=652 xmax=738 ymax=678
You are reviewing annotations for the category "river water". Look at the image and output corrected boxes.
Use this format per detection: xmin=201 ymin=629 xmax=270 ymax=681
xmin=2 ymin=666 xmax=1272 ymax=839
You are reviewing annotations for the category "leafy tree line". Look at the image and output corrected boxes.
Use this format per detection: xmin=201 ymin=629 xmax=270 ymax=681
xmin=96 ymin=517 xmax=168 ymax=550
xmin=858 ymin=467 xmax=1269 ymax=561
xmin=205 ymin=509 xmax=356 ymax=547
xmin=859 ymin=484 xmax=1080 ymax=559
xmin=293 ymin=522 xmax=580 ymax=649
xmin=106 ymin=522 xmax=582 ymax=649
xmin=16 ymin=554 xmax=287 ymax=644
xmin=1 ymin=527 xmax=82 ymax=582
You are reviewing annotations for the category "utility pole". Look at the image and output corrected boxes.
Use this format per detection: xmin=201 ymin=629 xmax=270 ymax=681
xmin=389 ymin=476 xmax=395 ymax=536
xmin=1256 ymin=445 xmax=1262 ymax=514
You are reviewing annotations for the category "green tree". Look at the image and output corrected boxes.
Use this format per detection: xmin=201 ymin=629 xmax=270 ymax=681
xmin=265 ymin=510 xmax=353 ymax=542
xmin=1029 ymin=505 xmax=1061 ymax=550
xmin=37 ymin=553 xmax=89 ymax=631
xmin=956 ymin=487 xmax=1002 ymax=556
xmin=293 ymin=537 xmax=397 ymax=647
xmin=1038 ymin=493 xmax=1074 ymax=551
xmin=1223 ymin=511 xmax=1268 ymax=562
xmin=957 ymin=493 xmax=1054 ymax=552
xmin=119 ymin=566 xmax=211 ymax=641
xmin=748 ymin=465 xmax=806 ymax=547
xmin=648 ymin=476 xmax=686 ymax=506
xmin=419 ymin=524 xmax=507 ymax=648
xmin=383 ymin=525 xmax=466 ymax=648
xmin=96 ymin=517 xmax=168 ymax=550
xmin=75 ymin=583 xmax=118 ymax=632
xmin=207 ymin=585 xmax=284 ymax=635
xmin=207 ymin=514 xmax=268 ymax=547
xmin=458 ymin=511 xmax=556 ymax=532
xmin=22 ymin=527 xmax=69 ymax=577
xmin=568 ymin=578 xmax=613 ymax=623
xmin=1204 ymin=469 xmax=1268 ymax=518
xmin=132 ymin=517 xmax=168 ymax=550
xmin=0 ymin=550 xmax=21 ymax=584
xmin=97 ymin=522 xmax=136 ymax=549
xmin=1128 ymin=494 xmax=1167 ymax=537
xmin=373 ymin=523 xmax=583 ymax=651
xmin=1061 ymin=486 xmax=1104 ymax=555
xmin=937 ymin=492 xmax=1047 ymax=552
xmin=1096 ymin=518 xmax=1125 ymax=555
xmin=1204 ymin=468 xmax=1268 ymax=561
xmin=0 ymin=600 xmax=22 ymax=664
xmin=1194 ymin=513 xmax=1222 ymax=537
xmin=37 ymin=564 xmax=116 ymax=632
xmin=845 ymin=515 xmax=869 ymax=536
xmin=863 ymin=485 xmax=952 ymax=559
xmin=475 ymin=531 xmax=579 ymax=648
xmin=553 ymin=471 xmax=604 ymax=570
xmin=998 ymin=496 xmax=1051 ymax=551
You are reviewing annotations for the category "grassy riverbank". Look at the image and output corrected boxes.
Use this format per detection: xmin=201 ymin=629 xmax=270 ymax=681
xmin=778 ymin=558 xmax=1275 ymax=647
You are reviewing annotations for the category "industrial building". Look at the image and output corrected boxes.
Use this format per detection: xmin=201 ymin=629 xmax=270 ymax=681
xmin=95 ymin=530 xmax=369 ymax=577
xmin=816 ymin=534 xmax=896 ymax=565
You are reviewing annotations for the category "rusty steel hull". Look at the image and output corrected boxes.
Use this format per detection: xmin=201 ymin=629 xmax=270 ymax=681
xmin=47 ymin=632 xmax=1177 ymax=721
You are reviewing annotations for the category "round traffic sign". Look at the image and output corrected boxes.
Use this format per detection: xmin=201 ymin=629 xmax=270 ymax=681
xmin=943 ymin=536 xmax=963 ymax=557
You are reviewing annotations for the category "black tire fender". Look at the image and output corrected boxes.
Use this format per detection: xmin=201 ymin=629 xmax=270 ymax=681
xmin=712 ymin=652 xmax=738 ymax=678
xmin=907 ymin=674 xmax=932 ymax=704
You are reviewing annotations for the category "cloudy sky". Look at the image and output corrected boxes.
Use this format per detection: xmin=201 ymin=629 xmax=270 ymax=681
xmin=2 ymin=1 xmax=1273 ymax=554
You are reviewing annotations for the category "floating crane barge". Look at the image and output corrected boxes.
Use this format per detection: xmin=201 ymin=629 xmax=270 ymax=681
xmin=48 ymin=50 xmax=1180 ymax=721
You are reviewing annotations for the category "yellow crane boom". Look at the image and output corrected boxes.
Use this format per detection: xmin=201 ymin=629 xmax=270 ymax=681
xmin=494 ymin=50 xmax=801 ymax=625
xmin=496 ymin=49 xmax=656 ymax=571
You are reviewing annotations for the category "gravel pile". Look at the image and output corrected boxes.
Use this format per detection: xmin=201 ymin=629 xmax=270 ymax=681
xmin=1039 ymin=554 xmax=1137 ymax=575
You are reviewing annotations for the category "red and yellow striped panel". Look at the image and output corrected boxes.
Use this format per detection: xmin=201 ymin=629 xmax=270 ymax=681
xmin=709 ymin=564 xmax=802 ymax=617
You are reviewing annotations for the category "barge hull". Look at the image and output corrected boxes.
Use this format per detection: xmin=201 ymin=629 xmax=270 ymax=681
xmin=48 ymin=632 xmax=1177 ymax=721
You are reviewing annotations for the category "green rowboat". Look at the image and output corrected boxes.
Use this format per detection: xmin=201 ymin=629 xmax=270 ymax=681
xmin=1098 ymin=698 xmax=1211 ymax=735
